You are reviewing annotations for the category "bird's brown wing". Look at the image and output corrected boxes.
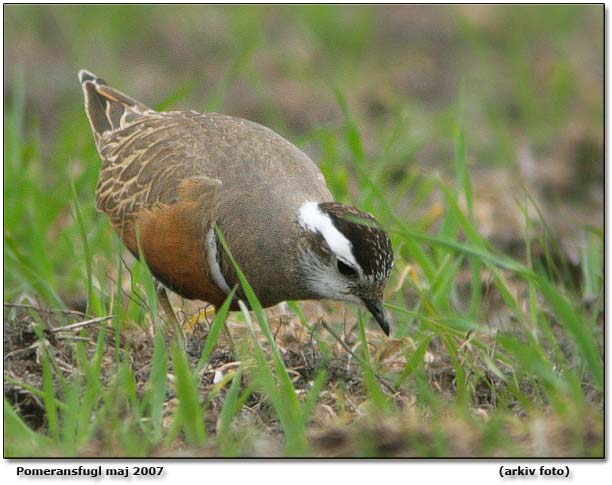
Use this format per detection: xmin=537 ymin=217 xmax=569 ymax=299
xmin=95 ymin=113 xmax=221 ymax=224
xmin=79 ymin=69 xmax=219 ymax=227
xmin=94 ymin=113 xmax=225 ymax=303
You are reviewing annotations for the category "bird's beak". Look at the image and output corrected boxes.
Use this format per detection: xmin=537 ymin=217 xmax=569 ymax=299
xmin=362 ymin=298 xmax=391 ymax=336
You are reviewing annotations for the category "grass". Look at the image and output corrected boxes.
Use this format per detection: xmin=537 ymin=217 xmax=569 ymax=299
xmin=3 ymin=5 xmax=603 ymax=457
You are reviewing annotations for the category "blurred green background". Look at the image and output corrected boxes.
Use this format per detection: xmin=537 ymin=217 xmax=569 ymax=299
xmin=4 ymin=4 xmax=603 ymax=304
xmin=3 ymin=5 xmax=603 ymax=457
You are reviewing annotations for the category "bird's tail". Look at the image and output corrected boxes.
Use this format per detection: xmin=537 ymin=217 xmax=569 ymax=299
xmin=78 ymin=69 xmax=152 ymax=145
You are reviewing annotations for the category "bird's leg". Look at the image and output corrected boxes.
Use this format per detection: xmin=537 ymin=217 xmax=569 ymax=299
xmin=156 ymin=283 xmax=185 ymax=348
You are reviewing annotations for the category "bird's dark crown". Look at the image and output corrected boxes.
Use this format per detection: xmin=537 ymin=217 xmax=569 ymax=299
xmin=317 ymin=202 xmax=394 ymax=280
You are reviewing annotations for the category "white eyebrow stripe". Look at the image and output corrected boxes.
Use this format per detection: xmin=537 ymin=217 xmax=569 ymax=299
xmin=298 ymin=202 xmax=361 ymax=272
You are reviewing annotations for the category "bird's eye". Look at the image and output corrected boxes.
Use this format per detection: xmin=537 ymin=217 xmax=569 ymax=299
xmin=337 ymin=259 xmax=357 ymax=277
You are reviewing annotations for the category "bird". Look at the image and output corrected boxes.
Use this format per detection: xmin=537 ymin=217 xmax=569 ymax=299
xmin=78 ymin=69 xmax=394 ymax=335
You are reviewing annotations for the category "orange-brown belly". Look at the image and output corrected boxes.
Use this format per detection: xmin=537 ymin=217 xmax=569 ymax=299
xmin=114 ymin=203 xmax=227 ymax=307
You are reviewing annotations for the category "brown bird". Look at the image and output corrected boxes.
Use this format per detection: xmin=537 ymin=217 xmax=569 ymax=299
xmin=79 ymin=70 xmax=394 ymax=334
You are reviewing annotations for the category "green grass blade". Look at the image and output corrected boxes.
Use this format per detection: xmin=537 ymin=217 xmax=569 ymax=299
xmin=217 ymin=370 xmax=254 ymax=454
xmin=395 ymin=334 xmax=433 ymax=388
xmin=356 ymin=313 xmax=388 ymax=412
xmin=302 ymin=370 xmax=328 ymax=420
xmin=536 ymin=278 xmax=603 ymax=391
xmin=333 ymin=84 xmax=366 ymax=165
xmin=147 ymin=331 xmax=168 ymax=442
xmin=4 ymin=399 xmax=52 ymax=457
xmin=215 ymin=227 xmax=308 ymax=454
xmin=195 ymin=287 xmax=238 ymax=374
xmin=172 ymin=344 xmax=207 ymax=446
xmin=41 ymin=349 xmax=59 ymax=441
xmin=70 ymin=178 xmax=94 ymax=315
xmin=215 ymin=227 xmax=302 ymax=407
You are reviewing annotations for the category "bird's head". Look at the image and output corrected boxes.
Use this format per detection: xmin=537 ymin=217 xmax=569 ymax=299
xmin=297 ymin=201 xmax=394 ymax=335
